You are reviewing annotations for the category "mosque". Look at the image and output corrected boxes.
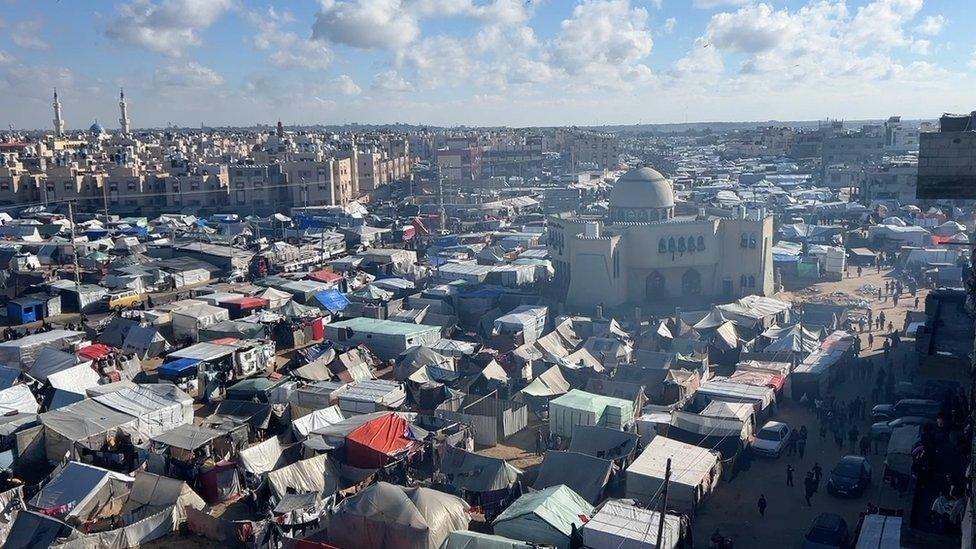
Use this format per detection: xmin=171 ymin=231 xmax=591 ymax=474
xmin=547 ymin=166 xmax=775 ymax=311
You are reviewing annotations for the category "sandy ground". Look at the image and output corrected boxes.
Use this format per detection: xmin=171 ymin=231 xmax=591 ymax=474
xmin=691 ymin=267 xmax=960 ymax=549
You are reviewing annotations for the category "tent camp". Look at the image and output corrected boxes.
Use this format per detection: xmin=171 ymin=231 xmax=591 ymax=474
xmin=327 ymin=482 xmax=470 ymax=549
xmin=92 ymin=384 xmax=194 ymax=438
xmin=581 ymin=498 xmax=683 ymax=549
xmin=567 ymin=425 xmax=640 ymax=464
xmin=436 ymin=393 xmax=528 ymax=447
xmin=626 ymin=436 xmax=722 ymax=514
xmin=442 ymin=531 xmax=536 ymax=549
xmin=492 ymin=484 xmax=594 ymax=549
xmin=549 ymin=390 xmax=634 ymax=438
xmin=532 ymin=451 xmax=613 ymax=504
xmin=40 ymin=399 xmax=137 ymax=462
xmin=237 ymin=436 xmax=301 ymax=477
xmin=122 ymin=470 xmax=206 ymax=524
xmin=0 ymin=330 xmax=84 ymax=368
xmin=171 ymin=303 xmax=230 ymax=343
xmin=516 ymin=365 xmax=571 ymax=407
xmin=4 ymin=511 xmax=75 ymax=549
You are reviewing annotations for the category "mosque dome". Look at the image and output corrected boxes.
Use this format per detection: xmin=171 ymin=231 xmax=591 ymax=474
xmin=89 ymin=121 xmax=106 ymax=135
xmin=608 ymin=166 xmax=675 ymax=222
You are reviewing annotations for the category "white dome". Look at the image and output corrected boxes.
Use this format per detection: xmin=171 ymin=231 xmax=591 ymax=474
xmin=609 ymin=167 xmax=674 ymax=210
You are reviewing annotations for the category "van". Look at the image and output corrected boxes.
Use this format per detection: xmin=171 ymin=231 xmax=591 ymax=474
xmin=102 ymin=290 xmax=143 ymax=310
xmin=871 ymin=399 xmax=940 ymax=422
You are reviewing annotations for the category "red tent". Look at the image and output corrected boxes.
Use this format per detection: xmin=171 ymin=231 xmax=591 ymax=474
xmin=344 ymin=414 xmax=420 ymax=469
xmin=78 ymin=343 xmax=112 ymax=361
xmin=308 ymin=270 xmax=343 ymax=284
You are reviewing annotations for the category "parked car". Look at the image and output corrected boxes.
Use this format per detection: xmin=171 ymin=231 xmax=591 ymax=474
xmin=827 ymin=455 xmax=872 ymax=497
xmin=870 ymin=416 xmax=934 ymax=442
xmin=871 ymin=399 xmax=940 ymax=422
xmin=803 ymin=513 xmax=850 ymax=549
xmin=751 ymin=420 xmax=791 ymax=458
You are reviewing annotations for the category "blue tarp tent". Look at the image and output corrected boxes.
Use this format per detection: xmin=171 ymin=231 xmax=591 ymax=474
xmin=6 ymin=298 xmax=44 ymax=325
xmin=314 ymin=289 xmax=350 ymax=314
xmin=158 ymin=357 xmax=201 ymax=381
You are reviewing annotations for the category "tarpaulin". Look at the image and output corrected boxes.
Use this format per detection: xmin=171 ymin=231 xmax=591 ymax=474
xmin=313 ymin=289 xmax=350 ymax=314
xmin=344 ymin=413 xmax=419 ymax=469
xmin=77 ymin=344 xmax=112 ymax=361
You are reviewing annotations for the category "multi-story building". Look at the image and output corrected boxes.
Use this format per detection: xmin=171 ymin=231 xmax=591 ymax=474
xmin=917 ymin=112 xmax=976 ymax=201
xmin=227 ymin=164 xmax=287 ymax=210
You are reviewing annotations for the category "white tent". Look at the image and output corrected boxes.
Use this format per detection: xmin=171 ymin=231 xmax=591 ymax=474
xmin=0 ymin=384 xmax=38 ymax=415
xmin=625 ymin=436 xmax=721 ymax=514
xmin=171 ymin=303 xmax=230 ymax=343
xmin=581 ymin=499 xmax=682 ymax=549
xmin=93 ymin=384 xmax=194 ymax=439
xmin=265 ymin=454 xmax=340 ymax=500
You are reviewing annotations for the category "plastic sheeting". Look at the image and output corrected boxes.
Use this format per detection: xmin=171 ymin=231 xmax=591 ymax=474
xmin=440 ymin=446 xmax=520 ymax=493
xmin=532 ymin=451 xmax=613 ymax=504
xmin=625 ymin=436 xmax=721 ymax=514
xmin=238 ymin=436 xmax=290 ymax=476
xmin=265 ymin=454 xmax=339 ymax=499
xmin=492 ymin=485 xmax=594 ymax=549
xmin=291 ymin=405 xmax=344 ymax=439
xmin=93 ymin=384 xmax=194 ymax=439
xmin=171 ymin=303 xmax=230 ymax=343
xmin=0 ymin=385 xmax=38 ymax=415
xmin=345 ymin=413 xmax=419 ymax=469
xmin=41 ymin=400 xmax=137 ymax=459
xmin=122 ymin=471 xmax=205 ymax=525
xmin=328 ymin=482 xmax=471 ymax=549
xmin=581 ymin=499 xmax=681 ymax=549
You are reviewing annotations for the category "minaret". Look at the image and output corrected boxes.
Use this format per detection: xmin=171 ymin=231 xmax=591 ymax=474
xmin=118 ymin=88 xmax=130 ymax=135
xmin=276 ymin=120 xmax=283 ymax=138
xmin=52 ymin=88 xmax=64 ymax=137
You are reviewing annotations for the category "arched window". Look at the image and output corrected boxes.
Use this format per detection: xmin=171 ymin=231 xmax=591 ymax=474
xmin=678 ymin=237 xmax=686 ymax=252
xmin=740 ymin=233 xmax=748 ymax=248
xmin=626 ymin=210 xmax=635 ymax=222
xmin=748 ymin=275 xmax=756 ymax=288
xmin=668 ymin=237 xmax=676 ymax=252
xmin=658 ymin=238 xmax=667 ymax=253
xmin=749 ymin=233 xmax=757 ymax=249
xmin=697 ymin=236 xmax=705 ymax=251
xmin=687 ymin=235 xmax=696 ymax=252
xmin=740 ymin=275 xmax=747 ymax=287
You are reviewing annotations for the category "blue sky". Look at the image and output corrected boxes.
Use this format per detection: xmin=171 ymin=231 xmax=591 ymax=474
xmin=0 ymin=0 xmax=974 ymax=129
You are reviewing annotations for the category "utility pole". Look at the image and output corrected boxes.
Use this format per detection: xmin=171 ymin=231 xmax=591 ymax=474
xmin=67 ymin=201 xmax=81 ymax=294
xmin=437 ymin=164 xmax=446 ymax=232
xmin=656 ymin=458 xmax=672 ymax=548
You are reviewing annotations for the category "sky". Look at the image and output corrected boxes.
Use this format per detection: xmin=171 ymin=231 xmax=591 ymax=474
xmin=0 ymin=0 xmax=974 ymax=129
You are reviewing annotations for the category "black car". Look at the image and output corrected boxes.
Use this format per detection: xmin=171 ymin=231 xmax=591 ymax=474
xmin=803 ymin=513 xmax=850 ymax=549
xmin=827 ymin=455 xmax=872 ymax=497
xmin=871 ymin=398 xmax=940 ymax=422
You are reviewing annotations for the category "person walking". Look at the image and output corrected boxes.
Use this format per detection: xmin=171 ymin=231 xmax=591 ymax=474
xmin=868 ymin=333 xmax=874 ymax=348
xmin=914 ymin=296 xmax=920 ymax=309
xmin=859 ymin=435 xmax=871 ymax=456
xmin=797 ymin=432 xmax=807 ymax=459
xmin=535 ymin=429 xmax=545 ymax=456
xmin=787 ymin=464 xmax=795 ymax=487
xmin=812 ymin=462 xmax=823 ymax=483
xmin=804 ymin=472 xmax=817 ymax=506
xmin=757 ymin=494 xmax=767 ymax=517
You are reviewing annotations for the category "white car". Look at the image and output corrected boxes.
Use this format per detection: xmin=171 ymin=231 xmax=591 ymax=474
xmin=752 ymin=420 xmax=792 ymax=458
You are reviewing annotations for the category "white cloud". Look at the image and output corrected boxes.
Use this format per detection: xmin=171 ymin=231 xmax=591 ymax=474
xmin=312 ymin=0 xmax=420 ymax=50
xmin=914 ymin=14 xmax=944 ymax=36
xmin=11 ymin=19 xmax=48 ymax=50
xmin=693 ymin=0 xmax=750 ymax=8
xmin=910 ymin=39 xmax=930 ymax=55
xmin=371 ymin=69 xmax=414 ymax=93
xmin=549 ymin=0 xmax=654 ymax=84
xmin=0 ymin=51 xmax=13 ymax=65
xmin=663 ymin=17 xmax=677 ymax=34
xmin=970 ymin=50 xmax=976 ymax=69
xmin=847 ymin=0 xmax=922 ymax=49
xmin=332 ymin=74 xmax=361 ymax=95
xmin=154 ymin=61 xmax=223 ymax=88
xmin=248 ymin=8 xmax=332 ymax=70
xmin=396 ymin=36 xmax=474 ymax=89
xmin=105 ymin=0 xmax=233 ymax=56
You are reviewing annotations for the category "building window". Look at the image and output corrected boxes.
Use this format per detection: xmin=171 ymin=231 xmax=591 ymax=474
xmin=697 ymin=236 xmax=705 ymax=251
xmin=678 ymin=237 xmax=686 ymax=253
xmin=749 ymin=233 xmax=757 ymax=249
xmin=613 ymin=251 xmax=620 ymax=278
xmin=741 ymin=233 xmax=748 ymax=248
xmin=658 ymin=238 xmax=667 ymax=253
xmin=740 ymin=275 xmax=747 ymax=287
xmin=668 ymin=237 xmax=676 ymax=252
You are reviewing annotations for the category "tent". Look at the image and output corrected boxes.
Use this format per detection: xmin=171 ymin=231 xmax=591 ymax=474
xmin=199 ymin=319 xmax=267 ymax=342
xmin=28 ymin=462 xmax=133 ymax=524
xmin=93 ymin=384 xmax=194 ymax=439
xmin=313 ymin=289 xmax=350 ymax=314
xmin=157 ymin=358 xmax=200 ymax=382
xmin=394 ymin=346 xmax=455 ymax=381
xmin=581 ymin=498 xmax=682 ymax=549
xmin=441 ymin=531 xmax=536 ymax=549
xmin=259 ymin=287 xmax=293 ymax=309
xmin=265 ymin=454 xmax=340 ymax=500
xmin=517 ymin=365 xmax=570 ymax=404
xmin=344 ymin=413 xmax=420 ymax=469
xmin=549 ymin=390 xmax=634 ymax=438
xmin=625 ymin=436 xmax=722 ymax=514
xmin=492 ymin=485 xmax=594 ymax=549
xmin=40 ymin=399 xmax=137 ymax=461
xmin=3 ymin=511 xmax=75 ymax=549
xmin=439 ymin=446 xmax=521 ymax=494
xmin=532 ymin=451 xmax=613 ymax=504
xmin=0 ymin=385 xmax=38 ymax=415
xmin=291 ymin=405 xmax=345 ymax=439
xmin=122 ymin=470 xmax=206 ymax=524
xmin=171 ymin=303 xmax=230 ymax=343
xmin=327 ymin=482 xmax=470 ymax=549
xmin=121 ymin=325 xmax=171 ymax=359
xmin=238 ymin=436 xmax=302 ymax=477
xmin=28 ymin=348 xmax=87 ymax=382
xmin=567 ymin=425 xmax=640 ymax=463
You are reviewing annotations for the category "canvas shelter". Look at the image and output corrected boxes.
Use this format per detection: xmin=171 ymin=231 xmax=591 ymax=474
xmin=122 ymin=470 xmax=206 ymax=524
xmin=28 ymin=461 xmax=133 ymax=525
xmin=625 ymin=436 xmax=722 ymax=514
xmin=0 ymin=384 xmax=38 ymax=415
xmin=237 ymin=436 xmax=302 ymax=477
xmin=492 ymin=484 xmax=594 ymax=549
xmin=568 ymin=425 xmax=640 ymax=463
xmin=694 ymin=379 xmax=776 ymax=416
xmin=92 ymin=384 xmax=194 ymax=439
xmin=580 ymin=498 xmax=682 ymax=549
xmin=40 ymin=399 xmax=138 ymax=462
xmin=532 ymin=451 xmax=614 ymax=504
xmin=327 ymin=482 xmax=470 ymax=549
xmin=441 ymin=531 xmax=537 ymax=549
xmin=549 ymin=390 xmax=634 ymax=438
xmin=439 ymin=445 xmax=521 ymax=495
xmin=516 ymin=365 xmax=570 ymax=407
xmin=265 ymin=453 xmax=340 ymax=501
xmin=344 ymin=413 xmax=420 ymax=469
xmin=171 ymin=303 xmax=230 ymax=343
xmin=667 ymin=410 xmax=752 ymax=462
xmin=291 ymin=405 xmax=345 ymax=439
xmin=3 ymin=511 xmax=75 ymax=549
